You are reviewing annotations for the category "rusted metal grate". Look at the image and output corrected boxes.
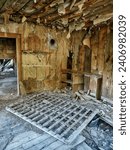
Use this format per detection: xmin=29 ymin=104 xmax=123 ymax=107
xmin=6 ymin=93 xmax=98 ymax=144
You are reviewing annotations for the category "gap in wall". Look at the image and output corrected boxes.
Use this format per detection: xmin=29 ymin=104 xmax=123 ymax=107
xmin=0 ymin=37 xmax=18 ymax=96
xmin=66 ymin=51 xmax=73 ymax=87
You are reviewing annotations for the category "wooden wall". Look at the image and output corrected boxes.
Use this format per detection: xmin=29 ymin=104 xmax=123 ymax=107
xmin=90 ymin=24 xmax=113 ymax=99
xmin=0 ymin=22 xmax=113 ymax=99
xmin=0 ymin=38 xmax=16 ymax=58
xmin=0 ymin=22 xmax=69 ymax=93
xmin=69 ymin=24 xmax=113 ymax=99
xmin=69 ymin=31 xmax=87 ymax=91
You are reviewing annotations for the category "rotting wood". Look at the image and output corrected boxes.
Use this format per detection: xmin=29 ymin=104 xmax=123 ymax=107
xmin=96 ymin=77 xmax=102 ymax=100
xmin=90 ymin=24 xmax=113 ymax=98
xmin=0 ymin=0 xmax=113 ymax=98
xmin=0 ymin=0 xmax=112 ymax=30
xmin=61 ymin=69 xmax=102 ymax=79
xmin=6 ymin=93 xmax=98 ymax=144
xmin=61 ymin=69 xmax=103 ymax=98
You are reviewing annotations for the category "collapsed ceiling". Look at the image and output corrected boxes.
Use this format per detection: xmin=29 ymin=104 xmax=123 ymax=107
xmin=0 ymin=0 xmax=113 ymax=31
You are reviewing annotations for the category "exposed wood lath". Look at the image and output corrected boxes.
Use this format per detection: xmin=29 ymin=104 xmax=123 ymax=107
xmin=0 ymin=0 xmax=112 ymax=30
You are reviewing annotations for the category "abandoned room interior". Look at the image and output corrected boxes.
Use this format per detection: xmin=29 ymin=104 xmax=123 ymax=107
xmin=0 ymin=0 xmax=113 ymax=150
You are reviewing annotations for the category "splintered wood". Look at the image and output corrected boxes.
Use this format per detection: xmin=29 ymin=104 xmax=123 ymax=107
xmin=6 ymin=93 xmax=98 ymax=144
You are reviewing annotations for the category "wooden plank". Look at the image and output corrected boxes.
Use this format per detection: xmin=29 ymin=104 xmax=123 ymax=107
xmin=0 ymin=0 xmax=15 ymax=10
xmin=5 ymin=132 xmax=41 ymax=150
xmin=9 ymin=0 xmax=31 ymax=13
xmin=41 ymin=104 xmax=77 ymax=127
xmin=76 ymin=144 xmax=85 ymax=150
xmin=66 ymin=110 xmax=98 ymax=143
xmin=42 ymin=140 xmax=63 ymax=150
xmin=76 ymin=142 xmax=93 ymax=150
xmin=56 ymin=135 xmax=85 ymax=150
xmin=61 ymin=80 xmax=83 ymax=85
xmin=60 ymin=108 xmax=89 ymax=136
xmin=96 ymin=77 xmax=102 ymax=100
xmin=0 ymin=0 xmax=7 ymax=10
xmin=55 ymin=107 xmax=84 ymax=134
xmin=81 ymin=37 xmax=91 ymax=92
xmin=89 ymin=24 xmax=113 ymax=99
xmin=102 ymin=25 xmax=113 ymax=98
xmin=26 ymin=137 xmax=57 ymax=150
xmin=6 ymin=95 xmax=96 ymax=144
xmin=97 ymin=26 xmax=107 ymax=73
xmin=100 ymin=116 xmax=113 ymax=127
xmin=85 ymin=47 xmax=91 ymax=90
xmin=90 ymin=29 xmax=99 ymax=71
xmin=37 ymin=102 xmax=73 ymax=125
xmin=14 ymin=0 xmax=33 ymax=13
xmin=22 ymin=134 xmax=52 ymax=149
xmin=61 ymin=69 xmax=102 ymax=78
xmin=78 ymin=44 xmax=85 ymax=72
xmin=12 ymin=131 xmax=38 ymax=143
xmin=61 ymin=80 xmax=73 ymax=84
xmin=80 ymin=142 xmax=93 ymax=150
xmin=0 ymin=32 xmax=20 ymax=38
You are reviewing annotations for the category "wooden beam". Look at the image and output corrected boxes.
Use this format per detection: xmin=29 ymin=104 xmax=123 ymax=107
xmin=22 ymin=0 xmax=54 ymax=16
xmin=14 ymin=0 xmax=33 ymax=14
xmin=0 ymin=0 xmax=7 ymax=10
xmin=0 ymin=32 xmax=20 ymax=38
xmin=45 ymin=7 xmax=78 ymax=24
xmin=96 ymin=77 xmax=102 ymax=100
xmin=11 ymin=0 xmax=32 ymax=13
xmin=61 ymin=69 xmax=102 ymax=78
xmin=83 ymin=4 xmax=113 ymax=21
xmin=30 ymin=7 xmax=57 ymax=19
xmin=0 ymin=0 xmax=20 ymax=13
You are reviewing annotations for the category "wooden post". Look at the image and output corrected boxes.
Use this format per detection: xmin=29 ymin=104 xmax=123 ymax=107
xmin=96 ymin=77 xmax=102 ymax=100
xmin=83 ymin=36 xmax=91 ymax=92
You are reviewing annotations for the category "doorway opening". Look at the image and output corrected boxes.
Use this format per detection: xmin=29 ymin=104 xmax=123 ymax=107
xmin=0 ymin=37 xmax=18 ymax=96
xmin=66 ymin=51 xmax=73 ymax=86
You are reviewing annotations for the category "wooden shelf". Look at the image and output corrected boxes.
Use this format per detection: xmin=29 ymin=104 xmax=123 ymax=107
xmin=61 ymin=68 xmax=103 ymax=100
xmin=61 ymin=80 xmax=73 ymax=84
xmin=61 ymin=69 xmax=102 ymax=78
xmin=61 ymin=80 xmax=83 ymax=85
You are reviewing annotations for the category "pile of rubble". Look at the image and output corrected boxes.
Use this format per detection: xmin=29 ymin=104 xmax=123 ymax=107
xmin=3 ymin=89 xmax=113 ymax=150
xmin=52 ymin=88 xmax=113 ymax=150
xmin=83 ymin=116 xmax=113 ymax=150
xmin=74 ymin=90 xmax=113 ymax=125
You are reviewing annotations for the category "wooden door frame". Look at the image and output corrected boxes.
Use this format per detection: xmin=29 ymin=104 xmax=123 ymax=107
xmin=0 ymin=32 xmax=22 ymax=95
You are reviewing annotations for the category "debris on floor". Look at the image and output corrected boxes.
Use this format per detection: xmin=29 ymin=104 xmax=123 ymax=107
xmin=0 ymin=110 xmax=91 ymax=150
xmin=83 ymin=116 xmax=113 ymax=150
xmin=6 ymin=93 xmax=99 ymax=144
xmin=73 ymin=90 xmax=113 ymax=127
xmin=0 ymin=91 xmax=113 ymax=150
